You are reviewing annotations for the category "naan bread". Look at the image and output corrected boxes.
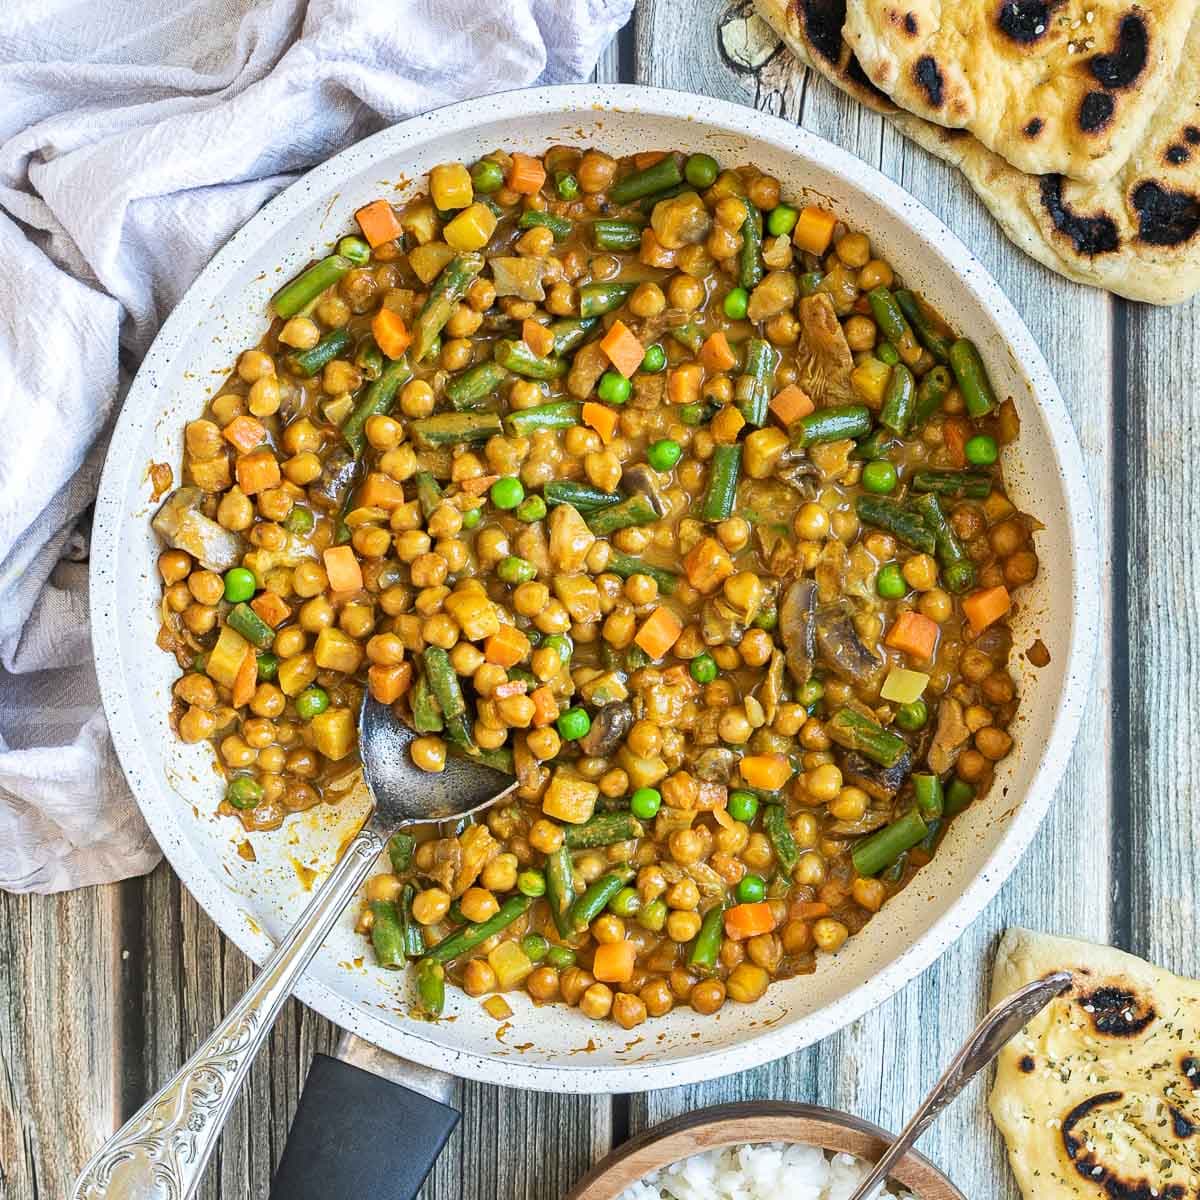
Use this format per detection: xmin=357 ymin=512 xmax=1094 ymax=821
xmin=990 ymin=928 xmax=1200 ymax=1200
xmin=753 ymin=0 xmax=1200 ymax=304
xmin=843 ymin=0 xmax=1199 ymax=185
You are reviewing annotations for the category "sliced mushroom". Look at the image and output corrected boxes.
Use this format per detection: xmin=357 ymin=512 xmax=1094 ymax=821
xmin=927 ymin=697 xmax=971 ymax=776
xmin=828 ymin=810 xmax=893 ymax=837
xmin=815 ymin=603 xmax=882 ymax=685
xmin=777 ymin=457 xmax=821 ymax=498
xmin=567 ymin=341 xmax=609 ymax=399
xmin=152 ymin=487 xmax=244 ymax=572
xmin=842 ymin=749 xmax=913 ymax=802
xmin=577 ymin=702 xmax=634 ymax=758
xmin=701 ymin=598 xmax=743 ymax=647
xmin=780 ymin=579 xmax=817 ymax=685
xmin=795 ymin=292 xmax=855 ymax=406
xmin=691 ymin=747 xmax=738 ymax=783
xmin=547 ymin=503 xmax=595 ymax=572
xmin=760 ymin=649 xmax=786 ymax=725
xmin=621 ymin=463 xmax=667 ymax=516
xmin=308 ymin=445 xmax=358 ymax=510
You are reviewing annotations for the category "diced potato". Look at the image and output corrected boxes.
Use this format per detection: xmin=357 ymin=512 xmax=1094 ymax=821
xmin=650 ymin=191 xmax=712 ymax=250
xmin=310 ymin=708 xmax=355 ymax=760
xmin=489 ymin=257 xmax=545 ymax=301
xmin=453 ymin=824 xmax=497 ymax=896
xmin=617 ymin=746 xmax=669 ymax=789
xmin=429 ymin=163 xmax=473 ymax=211
xmin=188 ymin=453 xmax=232 ymax=493
xmin=487 ymin=940 xmax=533 ymax=990
xmin=553 ymin=574 xmax=602 ymax=623
xmin=278 ymin=652 xmax=318 ymax=696
xmin=547 ymin=504 xmax=595 ymax=572
xmin=482 ymin=994 xmax=513 ymax=1020
xmin=444 ymin=589 xmax=501 ymax=642
xmin=579 ymin=671 xmax=629 ymax=705
xmin=407 ymin=242 xmax=456 ymax=285
xmin=542 ymin=769 xmax=599 ymax=824
xmin=314 ymin=627 xmax=364 ymax=674
xmin=850 ymin=357 xmax=892 ymax=408
xmin=400 ymin=200 xmax=439 ymax=246
xmin=206 ymin=625 xmax=251 ymax=688
xmin=746 ymin=269 xmax=798 ymax=322
xmin=444 ymin=203 xmax=497 ymax=252
xmin=880 ymin=667 xmax=930 ymax=705
xmin=743 ymin=427 xmax=790 ymax=479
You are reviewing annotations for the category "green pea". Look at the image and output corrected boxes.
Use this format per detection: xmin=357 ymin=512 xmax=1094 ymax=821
xmin=521 ymin=932 xmax=550 ymax=962
xmin=555 ymin=171 xmax=580 ymax=201
xmin=597 ymin=370 xmax=632 ymax=406
xmin=797 ymin=678 xmax=825 ymax=708
xmin=283 ymin=505 xmax=314 ymax=535
xmin=517 ymin=869 xmax=547 ymax=898
xmin=546 ymin=945 xmax=577 ymax=970
xmin=641 ymin=343 xmax=667 ymax=373
xmin=727 ymin=790 xmax=759 ymax=823
xmin=637 ymin=898 xmax=668 ymax=933
xmin=862 ymin=460 xmax=899 ymax=494
xmin=295 ymin=687 xmax=330 ymax=720
xmin=684 ymin=153 xmax=720 ymax=189
xmin=337 ymin=235 xmax=371 ymax=266
xmin=752 ymin=603 xmax=778 ymax=631
xmin=678 ymin=403 xmax=705 ymax=425
xmin=896 ymin=699 xmax=929 ymax=732
xmin=226 ymin=776 xmax=263 ymax=810
xmin=543 ymin=633 xmax=573 ymax=664
xmin=471 ymin=159 xmax=505 ymax=194
xmin=223 ymin=567 xmax=256 ymax=603
xmin=877 ymin=342 xmax=901 ymax=367
xmin=517 ymin=494 xmax=547 ymax=523
xmin=630 ymin=787 xmax=662 ymax=820
xmin=736 ymin=873 xmax=766 ymax=903
xmin=255 ymin=651 xmax=278 ymax=681
xmin=689 ymin=653 xmax=718 ymax=684
xmin=876 ymin=563 xmax=908 ymax=600
xmin=965 ymin=434 xmax=998 ymax=466
xmin=556 ymin=706 xmax=591 ymax=741
xmin=490 ymin=476 xmax=525 ymax=510
xmin=766 ymin=203 xmax=798 ymax=237
xmin=647 ymin=439 xmax=682 ymax=471
xmin=461 ymin=506 xmax=482 ymax=529
xmin=723 ymin=287 xmax=749 ymax=320
xmin=497 ymin=555 xmax=536 ymax=585
xmin=609 ymin=886 xmax=642 ymax=918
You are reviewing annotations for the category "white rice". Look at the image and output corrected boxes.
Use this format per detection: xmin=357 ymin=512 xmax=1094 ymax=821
xmin=616 ymin=1142 xmax=919 ymax=1200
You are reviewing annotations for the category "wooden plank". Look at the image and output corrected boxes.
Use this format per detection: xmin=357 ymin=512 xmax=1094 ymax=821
xmin=629 ymin=9 xmax=1117 ymax=1200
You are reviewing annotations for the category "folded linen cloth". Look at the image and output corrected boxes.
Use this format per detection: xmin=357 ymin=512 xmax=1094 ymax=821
xmin=0 ymin=0 xmax=633 ymax=894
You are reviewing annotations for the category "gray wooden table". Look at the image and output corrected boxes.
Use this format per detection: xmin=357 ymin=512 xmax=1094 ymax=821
xmin=2 ymin=5 xmax=1195 ymax=1198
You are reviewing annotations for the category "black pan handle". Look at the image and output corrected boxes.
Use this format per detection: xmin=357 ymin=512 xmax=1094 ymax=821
xmin=270 ymin=1053 xmax=459 ymax=1200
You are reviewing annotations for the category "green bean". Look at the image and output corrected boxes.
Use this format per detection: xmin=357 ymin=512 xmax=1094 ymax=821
xmin=911 ymin=492 xmax=975 ymax=593
xmin=422 ymin=646 xmax=471 ymax=746
xmin=913 ymin=365 xmax=954 ymax=428
xmin=610 ymin=156 xmax=684 ymax=205
xmin=226 ymin=603 xmax=275 ymax=650
xmin=827 ymin=708 xmax=909 ymax=768
xmin=852 ymin=809 xmax=928 ymax=877
xmin=570 ymin=867 xmax=636 ymax=932
xmin=445 ymin=362 xmax=508 ymax=409
xmin=735 ymin=338 xmax=777 ymax=427
xmin=584 ymin=494 xmax=659 ymax=536
xmin=918 ymin=817 xmax=943 ymax=854
xmin=604 ymin=553 xmax=679 ymax=594
xmin=414 ymin=957 xmax=446 ymax=1016
xmin=271 ymin=254 xmax=353 ymax=319
xmin=948 ymin=339 xmax=997 ymax=418
xmin=911 ymin=468 xmax=993 ymax=499
xmin=579 ymin=282 xmax=635 ymax=318
xmin=492 ymin=338 xmax=568 ymax=380
xmin=341 ymin=358 xmax=413 ymax=455
xmin=564 ymin=812 xmax=644 ymax=849
xmin=793 ymin=405 xmax=873 ymax=447
xmin=518 ymin=209 xmax=572 ymax=240
xmin=912 ymin=774 xmax=944 ymax=820
xmin=853 ymin=429 xmax=900 ymax=461
xmin=876 ymin=341 xmax=901 ymax=367
xmin=879 ymin=363 xmax=916 ymax=437
xmin=669 ymin=323 xmax=704 ymax=354
xmin=895 ymin=291 xmax=952 ymax=363
xmin=688 ymin=901 xmax=727 ymax=973
xmin=763 ymin=805 xmax=798 ymax=874
xmin=505 ymin=401 xmax=583 ymax=437
xmin=867 ymin=288 xmax=922 ymax=367
xmin=550 ymin=317 xmax=600 ymax=356
xmin=410 ymin=673 xmax=444 ymax=734
xmin=591 ymin=219 xmax=644 ymax=252
xmin=399 ymin=883 xmax=425 ymax=959
xmin=354 ymin=336 xmax=384 ymax=382
xmin=855 ymin=496 xmax=937 ymax=555
xmin=543 ymin=480 xmax=624 ymax=512
xmin=288 ymin=329 xmax=352 ymax=378
xmin=449 ymin=743 xmax=514 ymax=774
xmin=388 ymin=833 xmax=416 ymax=874
xmin=414 ymin=471 xmax=442 ymax=519
xmin=637 ymin=182 xmax=689 ymax=214
xmin=546 ymin=846 xmax=577 ymax=939
xmin=738 ymin=201 xmax=764 ymax=290
xmin=701 ymin=444 xmax=742 ymax=522
xmin=798 ymin=271 xmax=823 ymax=296
xmin=412 ymin=253 xmax=484 ymax=362
xmin=425 ymin=894 xmax=534 ymax=962
xmin=411 ymin=410 xmax=502 ymax=446
xmin=944 ymin=778 xmax=976 ymax=816
xmin=369 ymin=901 xmax=407 ymax=969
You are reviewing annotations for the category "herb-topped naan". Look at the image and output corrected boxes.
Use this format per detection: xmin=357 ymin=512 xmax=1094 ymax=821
xmin=842 ymin=0 xmax=1200 ymax=185
xmin=990 ymin=929 xmax=1200 ymax=1200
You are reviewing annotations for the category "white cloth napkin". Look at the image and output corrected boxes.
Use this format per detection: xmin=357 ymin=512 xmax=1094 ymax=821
xmin=0 ymin=0 xmax=632 ymax=894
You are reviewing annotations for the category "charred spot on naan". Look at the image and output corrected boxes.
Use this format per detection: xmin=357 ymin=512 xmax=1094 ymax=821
xmin=1039 ymin=175 xmax=1121 ymax=255
xmin=1024 ymin=117 xmax=1044 ymax=138
xmin=1132 ymin=181 xmax=1200 ymax=247
xmin=1187 ymin=126 xmax=1200 ymax=145
xmin=846 ymin=53 xmax=894 ymax=104
xmin=792 ymin=0 xmax=846 ymax=63
xmin=1169 ymin=1106 xmax=1196 ymax=1139
xmin=1018 ymin=1054 xmax=1036 ymax=1073
xmin=996 ymin=0 xmax=1064 ymax=45
xmin=1184 ymin=1056 xmax=1200 ymax=1087
xmin=1089 ymin=13 xmax=1149 ymax=90
xmin=1079 ymin=91 xmax=1116 ymax=134
xmin=913 ymin=55 xmax=943 ymax=106
xmin=1166 ymin=144 xmax=1192 ymax=165
xmin=1078 ymin=984 xmax=1157 ymax=1036
xmin=903 ymin=11 xmax=917 ymax=35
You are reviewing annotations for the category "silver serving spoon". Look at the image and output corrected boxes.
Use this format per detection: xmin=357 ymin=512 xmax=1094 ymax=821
xmin=846 ymin=969 xmax=1074 ymax=1200
xmin=72 ymin=694 xmax=517 ymax=1200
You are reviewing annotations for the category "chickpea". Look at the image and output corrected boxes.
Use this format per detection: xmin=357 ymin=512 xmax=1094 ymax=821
xmin=590 ymin=915 xmax=625 ymax=946
xmin=989 ymin=519 xmax=1025 ymax=558
xmin=185 ymin=570 xmax=222 ymax=606
xmin=828 ymin=786 xmax=868 ymax=822
xmin=440 ymin=338 xmax=473 ymax=371
xmin=173 ymin=673 xmax=216 ymax=710
xmin=237 ymin=349 xmax=275 ymax=383
xmin=957 ymin=748 xmax=989 ymax=783
xmin=805 ymin=762 xmax=844 ymax=803
xmin=852 ymin=877 xmax=887 ymax=913
xmin=843 ymin=314 xmax=877 ymax=352
xmin=209 ymin=393 xmax=245 ymax=426
xmin=689 ymin=978 xmax=726 ymax=1015
xmin=578 ymin=150 xmax=617 ymax=194
xmin=919 ymin=587 xmax=954 ymax=623
xmin=459 ymin=887 xmax=499 ymax=923
xmin=982 ymin=671 xmax=1016 ymax=704
xmin=976 ymin=726 xmax=1014 ymax=760
xmin=902 ymin=553 xmax=939 ymax=592
xmin=640 ymin=978 xmax=674 ymax=1018
xmin=794 ymin=502 xmax=830 ymax=541
xmin=178 ymin=705 xmax=216 ymax=743
xmin=563 ymin=426 xmax=601 ymax=457
xmin=497 ymin=694 xmax=535 ymax=727
xmin=560 ymin=967 xmax=595 ymax=1006
xmin=412 ymin=887 xmax=450 ymax=925
xmin=579 ymin=982 xmax=615 ymax=1020
xmin=812 ymin=918 xmax=849 ymax=953
xmin=181 ymin=603 xmax=216 ymax=636
xmin=545 ymin=283 xmax=576 ymax=316
xmin=742 ymin=832 xmax=774 ymax=873
xmin=772 ymin=703 xmax=807 ymax=737
xmin=316 ymin=294 xmax=351 ymax=326
xmin=667 ymin=273 xmax=705 ymax=313
xmin=365 ymin=873 xmax=403 ymax=904
xmin=666 ymin=910 xmax=702 ymax=943
xmin=793 ymin=852 xmax=826 ymax=887
xmin=725 ymin=961 xmax=770 ymax=1004
xmin=858 ymin=259 xmax=894 ymax=290
xmin=466 ymin=277 xmax=496 ymax=312
xmin=629 ymin=281 xmax=666 ymax=318
xmin=665 ymin=878 xmax=701 ymax=912
xmin=1004 ymin=549 xmax=1039 ymax=586
xmin=444 ymin=302 xmax=483 ymax=338
xmin=526 ymin=966 xmax=561 ymax=1005
xmin=242 ymin=718 xmax=276 ymax=750
xmin=250 ymin=683 xmax=285 ymax=718
xmin=352 ymin=525 xmax=391 ymax=559
xmin=716 ymin=515 xmax=751 ymax=553
xmin=463 ymin=958 xmax=498 ymax=996
xmin=586 ymin=449 xmax=622 ymax=493
xmin=411 ymin=735 xmax=447 ymax=773
xmin=781 ymin=919 xmax=813 ymax=955
xmin=611 ymin=992 xmax=647 ymax=1030
xmin=960 ymin=647 xmax=994 ymax=682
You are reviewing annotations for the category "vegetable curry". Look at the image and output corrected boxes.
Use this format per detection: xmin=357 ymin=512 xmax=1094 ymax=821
xmin=153 ymin=142 xmax=1039 ymax=1029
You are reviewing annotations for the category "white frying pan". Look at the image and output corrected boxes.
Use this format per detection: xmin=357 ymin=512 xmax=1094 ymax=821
xmin=86 ymin=84 xmax=1098 ymax=1195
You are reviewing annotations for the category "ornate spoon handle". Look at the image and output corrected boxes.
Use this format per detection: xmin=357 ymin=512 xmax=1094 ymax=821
xmin=72 ymin=829 xmax=383 ymax=1200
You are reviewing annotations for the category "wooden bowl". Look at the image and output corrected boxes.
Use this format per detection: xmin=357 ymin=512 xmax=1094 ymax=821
xmin=566 ymin=1103 xmax=965 ymax=1200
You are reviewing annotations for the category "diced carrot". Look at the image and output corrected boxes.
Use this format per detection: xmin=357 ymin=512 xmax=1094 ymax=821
xmin=354 ymin=198 xmax=402 ymax=248
xmin=582 ymin=401 xmax=619 ymax=444
xmin=683 ymin=536 xmax=734 ymax=595
xmin=885 ymin=610 xmax=940 ymax=661
xmin=699 ymin=331 xmax=736 ymax=373
xmin=769 ymin=383 xmax=815 ymax=426
xmin=323 ymin=545 xmax=363 ymax=593
xmin=522 ymin=319 xmax=555 ymax=359
xmin=790 ymin=900 xmax=831 ymax=921
xmin=599 ymin=320 xmax=645 ymax=379
xmin=633 ymin=150 xmax=669 ymax=170
xmin=507 ymin=153 xmax=546 ymax=195
xmin=640 ymin=228 xmax=677 ymax=269
xmin=222 ymin=414 xmax=267 ymax=453
xmin=250 ymin=591 xmax=290 ymax=628
xmin=592 ymin=940 xmax=637 ymax=984
xmin=459 ymin=474 xmax=501 ymax=496
xmin=943 ymin=416 xmax=969 ymax=467
xmin=962 ymin=585 xmax=1012 ymax=635
xmin=235 ymin=449 xmax=280 ymax=496
xmin=492 ymin=679 xmax=529 ymax=700
xmin=368 ymin=662 xmax=412 ymax=705
xmin=792 ymin=205 xmax=838 ymax=256
xmin=739 ymin=754 xmax=794 ymax=790
xmin=530 ymin=686 xmax=559 ymax=727
xmin=484 ymin=625 xmax=531 ymax=668
xmin=357 ymin=471 xmax=408 ymax=510
xmin=667 ymin=364 xmax=703 ymax=406
xmin=231 ymin=646 xmax=258 ymax=709
xmin=710 ymin=404 xmax=745 ymax=444
xmin=372 ymin=309 xmax=411 ymax=360
xmin=634 ymin=606 xmax=683 ymax=660
xmin=724 ymin=902 xmax=777 ymax=941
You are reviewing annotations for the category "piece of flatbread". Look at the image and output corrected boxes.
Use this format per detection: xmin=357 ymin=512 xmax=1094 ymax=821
xmin=842 ymin=1 xmax=1199 ymax=185
xmin=753 ymin=0 xmax=1200 ymax=304
xmin=990 ymin=928 xmax=1200 ymax=1200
